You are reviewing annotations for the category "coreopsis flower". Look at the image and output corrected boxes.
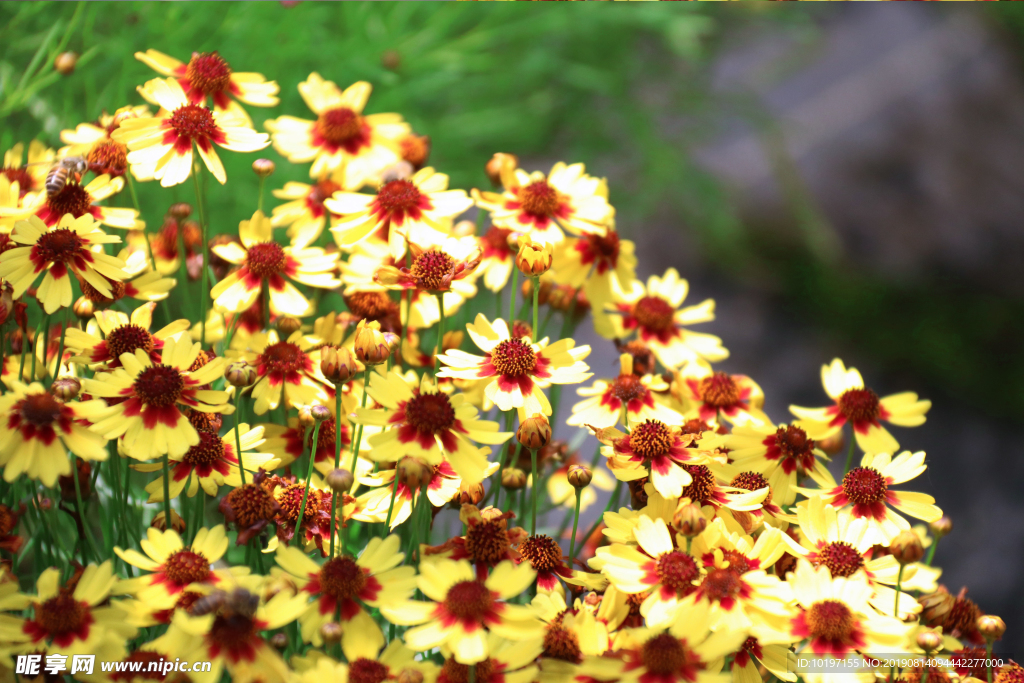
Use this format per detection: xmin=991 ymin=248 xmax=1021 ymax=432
xmin=260 ymin=405 xmax=355 ymax=475
xmin=264 ymin=472 xmax=338 ymax=553
xmin=438 ymin=634 xmax=544 ymax=683
xmin=424 ymin=504 xmax=528 ymax=577
xmin=569 ymin=353 xmax=680 ymax=429
xmin=551 ymin=228 xmax=638 ymax=331
xmin=135 ymin=49 xmax=279 ymax=114
xmin=78 ymin=336 xmax=231 ymax=460
xmin=511 ymin=534 xmax=571 ymax=593
xmin=219 ymin=471 xmax=281 ymax=546
xmin=0 ymin=214 xmax=126 ymax=314
xmin=0 ymin=503 xmax=25 ymax=554
xmin=472 ymin=161 xmax=614 ymax=243
xmin=66 ymin=301 xmax=190 ymax=368
xmin=209 ymin=210 xmax=340 ymax=317
xmin=381 ymin=559 xmax=540 ymax=664
xmin=114 ymin=526 xmax=236 ymax=608
xmin=717 ymin=423 xmax=831 ymax=507
xmin=228 ymin=329 xmax=331 ymax=415
xmin=270 ymin=173 xmax=346 ymax=248
xmin=0 ymin=381 xmax=107 ymax=487
xmin=4 ymin=562 xmax=136 ymax=659
xmin=135 ymin=424 xmax=278 ymax=501
xmin=591 ymin=420 xmax=700 ymax=500
xmin=18 ymin=172 xmax=142 ymax=230
xmin=60 ymin=105 xmax=150 ymax=157
xmin=275 ymin=534 xmax=416 ymax=651
xmin=673 ymin=367 xmax=769 ymax=427
xmin=531 ymin=590 xmax=610 ymax=670
xmin=373 ymin=237 xmax=481 ymax=294
xmin=437 ymin=314 xmax=592 ymax=416
xmin=790 ymin=358 xmax=931 ymax=455
xmin=265 ymin=73 xmax=410 ymax=184
xmin=597 ymin=268 xmax=727 ymax=370
xmin=113 ymin=78 xmax=270 ymax=187
xmin=328 ymin=167 xmax=474 ymax=259
xmin=1 ymin=140 xmax=54 ymax=197
xmin=301 ymin=640 xmax=439 ymax=683
xmin=805 ymin=451 xmax=943 ymax=544
xmin=674 ymin=462 xmax=771 ymax=514
xmin=88 ymin=248 xmax=175 ymax=305
xmin=787 ymin=560 xmax=909 ymax=681
xmin=149 ymin=208 xmax=203 ymax=277
xmin=477 ymin=226 xmax=517 ymax=292
xmin=355 ymin=371 xmax=510 ymax=486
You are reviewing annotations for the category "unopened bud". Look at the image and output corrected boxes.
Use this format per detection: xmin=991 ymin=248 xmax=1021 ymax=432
xmin=977 ymin=615 xmax=1005 ymax=641
xmin=320 ymin=622 xmax=342 ymax=644
xmin=458 ymin=483 xmax=484 ymax=506
xmin=225 ymin=362 xmax=257 ymax=388
xmin=270 ymin=632 xmax=288 ymax=650
xmin=310 ymin=405 xmax=331 ymax=424
xmin=297 ymin=406 xmax=316 ymax=429
xmin=276 ymin=316 xmax=302 ymax=337
xmin=383 ymin=331 xmax=401 ymax=353
xmin=73 ymin=297 xmax=95 ymax=320
xmin=516 ymin=414 xmax=551 ymax=450
xmin=916 ymin=630 xmax=942 ymax=653
xmin=889 ymin=530 xmax=925 ymax=565
xmin=502 ymin=468 xmax=527 ymax=490
xmin=929 ymin=516 xmax=953 ymax=539
xmin=325 ymin=468 xmax=354 ymax=493
xmin=816 ymin=430 xmax=845 ymax=456
xmin=353 ymin=320 xmax=390 ymax=365
xmin=399 ymin=134 xmax=430 ymax=171
xmin=567 ymin=464 xmax=592 ymax=489
xmin=451 ymin=219 xmax=476 ymax=238
xmin=515 ymin=235 xmax=553 ymax=277
xmin=397 ymin=669 xmax=424 ymax=683
xmin=252 ymin=158 xmax=275 ymax=178
xmin=381 ymin=49 xmax=402 ymax=71
xmin=320 ymin=344 xmax=359 ymax=385
xmin=168 ymin=203 xmax=192 ymax=220
xmin=485 ymin=153 xmax=518 ymax=187
xmin=151 ymin=509 xmax=186 ymax=534
xmin=397 ymin=457 xmax=432 ymax=490
xmin=54 ymin=52 xmax=77 ymax=75
xmin=51 ymin=377 xmax=81 ymax=401
xmin=673 ymin=503 xmax=707 ymax=537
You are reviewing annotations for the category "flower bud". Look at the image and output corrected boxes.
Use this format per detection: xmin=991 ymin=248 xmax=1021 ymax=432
xmin=353 ymin=320 xmax=390 ymax=365
xmin=325 ymin=468 xmax=354 ymax=493
xmin=397 ymin=670 xmax=424 ymax=683
xmin=977 ymin=615 xmax=1005 ymax=641
xmin=276 ymin=316 xmax=302 ymax=337
xmin=320 ymin=622 xmax=342 ymax=644
xmin=485 ymin=153 xmax=518 ymax=187
xmin=310 ymin=405 xmax=331 ymax=424
xmin=252 ymin=159 xmax=275 ymax=178
xmin=673 ymin=503 xmax=707 ymax=537
xmin=816 ymin=430 xmax=845 ymax=456
xmin=567 ymin=464 xmax=592 ymax=489
xmin=515 ymin=235 xmax=553 ymax=277
xmin=452 ymin=219 xmax=476 ymax=238
xmin=151 ymin=509 xmax=186 ymax=534
xmin=458 ymin=482 xmax=485 ymax=506
xmin=929 ymin=516 xmax=953 ymax=539
xmin=889 ymin=530 xmax=925 ymax=565
xmin=516 ymin=414 xmax=551 ymax=450
xmin=916 ymin=630 xmax=942 ymax=653
xmin=73 ymin=296 xmax=95 ymax=320
xmin=397 ymin=457 xmax=432 ymax=490
xmin=51 ymin=377 xmax=81 ymax=401
xmin=270 ymin=632 xmax=289 ymax=650
xmin=54 ymin=52 xmax=77 ymax=75
xmin=168 ymin=203 xmax=192 ymax=220
xmin=320 ymin=345 xmax=359 ymax=385
xmin=502 ymin=468 xmax=527 ymax=490
xmin=225 ymin=362 xmax=257 ymax=388
xmin=383 ymin=331 xmax=401 ymax=353
xmin=381 ymin=49 xmax=402 ymax=71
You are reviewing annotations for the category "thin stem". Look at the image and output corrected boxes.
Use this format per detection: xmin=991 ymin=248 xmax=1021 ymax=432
xmin=469 ymin=664 xmax=476 ymax=683
xmin=161 ymin=452 xmax=172 ymax=530
xmin=384 ymin=473 xmax=400 ymax=530
xmin=843 ymin=428 xmax=856 ymax=475
xmin=400 ymin=290 xmax=409 ymax=371
xmin=924 ymin=537 xmax=939 ymax=566
xmin=986 ymin=641 xmax=994 ymax=683
xmin=192 ymin=161 xmax=209 ymax=347
xmin=17 ymin=320 xmax=28 ymax=383
xmin=434 ymin=293 xmax=445 ymax=374
xmin=530 ymin=448 xmax=539 ymax=536
xmin=234 ymin=399 xmax=247 ymax=487
xmin=509 ymin=269 xmax=518 ymax=324
xmin=348 ymin=369 xmax=370 ymax=474
xmin=70 ymin=456 xmax=98 ymax=563
xmin=531 ymin=276 xmax=539 ymax=341
xmin=261 ymin=281 xmax=271 ymax=333
xmin=190 ymin=490 xmax=205 ymax=544
xmin=257 ymin=175 xmax=267 ymax=214
xmin=125 ymin=172 xmax=158 ymax=275
xmin=329 ymin=387 xmax=343 ymax=557
xmin=49 ymin=306 xmax=68 ymax=387
xmin=293 ymin=421 xmax=322 ymax=547
xmin=33 ymin=315 xmax=48 ymax=381
xmin=485 ymin=412 xmax=516 ymax=509
xmin=893 ymin=564 xmax=904 ymax=616
xmin=568 ymin=489 xmax=582 ymax=570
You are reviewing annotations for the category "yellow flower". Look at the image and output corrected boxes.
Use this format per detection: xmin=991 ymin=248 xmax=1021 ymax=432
xmin=439 ymin=634 xmax=543 ymax=683
xmin=265 ymin=73 xmax=410 ymax=184
xmin=270 ymin=173 xmax=347 ymax=248
xmin=373 ymin=236 xmax=482 ymax=295
xmin=0 ymin=214 xmax=126 ymax=314
xmin=228 ymin=329 xmax=330 ymax=415
xmin=135 ymin=49 xmax=279 ymax=116
xmin=672 ymin=365 xmax=769 ymax=428
xmin=210 ymin=210 xmax=340 ymax=317
xmin=591 ymin=420 xmax=699 ymax=500
xmin=66 ymin=301 xmax=190 ymax=368
xmin=59 ymin=105 xmax=152 ymax=179
xmin=0 ymin=381 xmax=107 ymax=487
xmin=551 ymin=227 xmax=637 ymax=332
xmin=16 ymin=172 xmax=142 ymax=230
xmin=113 ymin=78 xmax=269 ymax=187
xmin=568 ymin=353 xmax=681 ymax=430
xmin=1 ymin=140 xmax=54 ymax=198
xmin=790 ymin=358 xmax=931 ymax=455
xmin=514 ymin=233 xmax=553 ymax=276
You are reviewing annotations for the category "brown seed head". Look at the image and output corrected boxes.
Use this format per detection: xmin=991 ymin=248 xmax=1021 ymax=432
xmin=398 ymin=457 xmax=433 ymax=490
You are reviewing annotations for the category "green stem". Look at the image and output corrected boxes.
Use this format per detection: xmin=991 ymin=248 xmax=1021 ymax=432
xmin=843 ymin=427 xmax=856 ymax=474
xmin=568 ymin=489 xmax=582 ymax=570
xmin=530 ymin=448 xmax=539 ymax=536
xmin=531 ymin=276 xmax=539 ymax=341
xmin=176 ymin=214 xmax=191 ymax=320
xmin=924 ymin=537 xmax=938 ymax=566
xmin=485 ymin=412 xmax=516 ymax=509
xmin=348 ymin=369 xmax=370 ymax=474
xmin=330 ymin=387 xmax=344 ymax=557
xmin=70 ymin=456 xmax=98 ymax=563
xmin=509 ymin=269 xmax=518 ymax=324
xmin=435 ymin=293 xmax=445 ymax=374
xmin=192 ymin=160 xmax=209 ymax=347
xmin=261 ymin=279 xmax=271 ymax=333
xmin=161 ymin=452 xmax=172 ymax=530
xmin=986 ymin=641 xmax=994 ymax=683
xmin=384 ymin=473 xmax=400 ymax=531
xmin=893 ymin=564 xmax=904 ymax=616
xmin=33 ymin=315 xmax=48 ymax=381
xmin=49 ymin=306 xmax=68 ymax=386
xmin=293 ymin=422 xmax=322 ymax=547
xmin=234 ymin=399 xmax=246 ymax=487
xmin=17 ymin=320 xmax=28 ymax=383
xmin=257 ymin=175 xmax=267 ymax=214
xmin=126 ymin=172 xmax=158 ymax=275
xmin=469 ymin=664 xmax=476 ymax=683
xmin=190 ymin=490 xmax=205 ymax=544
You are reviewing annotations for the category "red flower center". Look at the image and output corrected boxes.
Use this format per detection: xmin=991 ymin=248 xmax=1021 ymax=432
xmin=405 ymin=391 xmax=456 ymax=435
xmin=443 ymin=580 xmax=493 ymax=621
xmin=698 ymin=372 xmax=740 ymax=408
xmin=87 ymin=140 xmax=128 ymax=176
xmin=729 ymin=471 xmax=772 ymax=505
xmin=224 ymin=484 xmax=275 ymax=528
xmin=34 ymin=227 xmax=85 ymax=263
xmin=619 ymin=340 xmax=655 ymax=375
xmin=319 ymin=556 xmax=367 ymax=600
xmin=837 ymin=388 xmax=880 ymax=423
xmin=259 ymin=341 xmax=305 ymax=374
xmin=345 ymin=291 xmax=398 ymax=321
xmin=315 ymin=107 xmax=363 ymax=145
xmin=3 ymin=166 xmax=34 ymax=193
xmin=491 ymin=338 xmax=536 ymax=376
xmin=246 ymin=242 xmax=287 ymax=278
xmin=349 ymin=659 xmax=389 ymax=683
xmin=818 ymin=542 xmax=864 ymax=578
xmin=168 ymin=104 xmax=219 ymax=141
xmin=628 ymin=420 xmax=673 ymax=459
xmin=806 ymin=599 xmax=854 ymax=642
xmin=544 ymin=621 xmax=583 ymax=664
xmin=519 ymin=534 xmax=562 ymax=573
xmin=841 ymin=467 xmax=887 ymax=505
xmin=720 ymin=549 xmax=752 ymax=574
xmin=657 ymin=551 xmax=699 ymax=596
xmin=464 ymin=519 xmax=512 ymax=566
xmin=163 ymin=549 xmax=211 ymax=585
xmin=277 ymin=483 xmax=323 ymax=522
xmin=410 ymin=250 xmax=455 ymax=291
xmin=700 ymin=567 xmax=743 ymax=603
xmin=681 ymin=464 xmax=715 ymax=504
xmin=641 ymin=633 xmax=689 ymax=675
xmin=518 ymin=180 xmax=561 ymax=217
xmin=45 ymin=185 xmax=93 ymax=221
xmin=585 ymin=231 xmax=620 ymax=263
xmin=0 ymin=504 xmax=17 ymax=535
xmin=186 ymin=52 xmax=232 ymax=94
xmin=376 ymin=179 xmax=423 ymax=215
xmin=632 ymin=295 xmax=675 ymax=332
xmin=609 ymin=373 xmax=646 ymax=404
xmin=35 ymin=592 xmax=87 ymax=639
xmin=773 ymin=425 xmax=815 ymax=468
xmin=207 ymin=613 xmax=258 ymax=653
xmin=308 ymin=178 xmax=342 ymax=209
xmin=16 ymin=392 xmax=64 ymax=428
xmin=106 ymin=324 xmax=155 ymax=361
xmin=133 ymin=365 xmax=185 ymax=407
xmin=183 ymin=431 xmax=225 ymax=468
xmin=442 ymin=657 xmax=495 ymax=683
xmin=480 ymin=226 xmax=514 ymax=256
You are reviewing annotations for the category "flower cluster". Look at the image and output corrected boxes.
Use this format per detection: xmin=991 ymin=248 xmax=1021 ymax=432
xmin=0 ymin=48 xmax=1011 ymax=683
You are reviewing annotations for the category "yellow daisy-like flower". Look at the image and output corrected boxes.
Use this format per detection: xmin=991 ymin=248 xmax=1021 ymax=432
xmin=354 ymin=371 xmax=511 ymax=487
xmin=472 ymin=161 xmax=614 ymax=244
xmin=438 ymin=634 xmax=543 ymax=683
xmin=78 ymin=336 xmax=231 ymax=460
xmin=381 ymin=559 xmax=540 ymax=665
xmin=228 ymin=329 xmax=330 ymax=416
xmin=804 ymin=451 xmax=943 ymax=544
xmin=569 ymin=353 xmax=680 ymax=430
xmin=328 ymin=166 xmax=474 ymax=259
xmin=21 ymin=172 xmax=142 ymax=230
xmin=275 ymin=534 xmax=416 ymax=651
xmin=66 ymin=301 xmax=190 ymax=368
xmin=294 ymin=641 xmax=440 ymax=683
xmin=598 ymin=268 xmax=728 ymax=370
xmin=103 ymin=247 xmax=177 ymax=304
xmin=135 ymin=49 xmax=279 ymax=115
xmin=0 ymin=214 xmax=126 ymax=314
xmin=790 ymin=358 xmax=931 ymax=455
xmin=0 ymin=380 xmax=107 ymax=487
xmin=476 ymin=225 xmax=517 ymax=293
xmin=551 ymin=227 xmax=637 ymax=332
xmin=672 ymin=366 xmax=769 ymax=428
xmin=265 ymin=73 xmax=410 ymax=184
xmin=113 ymin=78 xmax=270 ymax=187
xmin=210 ymin=210 xmax=340 ymax=317
xmin=270 ymin=172 xmax=347 ymax=248
xmin=59 ymin=105 xmax=152 ymax=179
xmin=1 ymin=140 xmax=54 ymax=198
xmin=438 ymin=314 xmax=592 ymax=416
xmin=590 ymin=420 xmax=699 ymax=500
xmin=531 ymin=587 xmax=610 ymax=665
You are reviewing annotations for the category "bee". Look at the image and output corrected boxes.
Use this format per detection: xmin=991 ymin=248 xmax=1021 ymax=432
xmin=187 ymin=587 xmax=259 ymax=619
xmin=44 ymin=156 xmax=88 ymax=197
